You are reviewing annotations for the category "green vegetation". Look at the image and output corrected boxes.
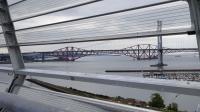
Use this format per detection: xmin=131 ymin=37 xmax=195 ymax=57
xmin=27 ymin=79 xmax=147 ymax=108
xmin=27 ymin=79 xmax=180 ymax=111
xmin=149 ymin=93 xmax=165 ymax=109
xmin=167 ymin=103 xmax=178 ymax=111
xmin=148 ymin=93 xmax=179 ymax=112
xmin=162 ymin=103 xmax=178 ymax=112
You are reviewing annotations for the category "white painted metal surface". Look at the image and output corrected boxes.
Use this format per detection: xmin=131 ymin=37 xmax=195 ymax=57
xmin=0 ymin=67 xmax=199 ymax=96
xmin=18 ymin=86 xmax=158 ymax=112
xmin=0 ymin=0 xmax=199 ymax=111
xmin=0 ymin=92 xmax=68 ymax=112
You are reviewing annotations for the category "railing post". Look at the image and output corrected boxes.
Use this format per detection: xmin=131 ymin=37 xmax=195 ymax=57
xmin=188 ymin=0 xmax=200 ymax=58
xmin=0 ymin=0 xmax=25 ymax=94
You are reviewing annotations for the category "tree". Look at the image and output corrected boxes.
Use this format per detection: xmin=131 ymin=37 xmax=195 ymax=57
xmin=149 ymin=93 xmax=165 ymax=109
xmin=167 ymin=103 xmax=178 ymax=112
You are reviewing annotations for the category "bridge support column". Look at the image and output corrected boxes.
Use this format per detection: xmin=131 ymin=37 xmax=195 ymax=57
xmin=0 ymin=0 xmax=25 ymax=94
xmin=188 ymin=0 xmax=200 ymax=58
xmin=151 ymin=21 xmax=167 ymax=68
xmin=157 ymin=21 xmax=164 ymax=66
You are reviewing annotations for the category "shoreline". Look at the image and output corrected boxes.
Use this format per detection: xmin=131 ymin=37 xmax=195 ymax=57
xmin=27 ymin=78 xmax=160 ymax=111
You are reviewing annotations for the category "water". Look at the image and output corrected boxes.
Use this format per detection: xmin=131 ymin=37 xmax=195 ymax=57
xmin=1 ymin=53 xmax=200 ymax=111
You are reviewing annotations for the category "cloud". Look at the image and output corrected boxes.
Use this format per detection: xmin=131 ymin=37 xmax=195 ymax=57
xmin=1 ymin=0 xmax=195 ymax=52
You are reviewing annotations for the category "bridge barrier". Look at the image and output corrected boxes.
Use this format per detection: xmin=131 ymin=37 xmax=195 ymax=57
xmin=0 ymin=0 xmax=199 ymax=111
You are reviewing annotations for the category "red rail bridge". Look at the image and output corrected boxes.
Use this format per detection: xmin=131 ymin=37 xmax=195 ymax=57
xmin=0 ymin=44 xmax=197 ymax=62
xmin=39 ymin=44 xmax=197 ymax=61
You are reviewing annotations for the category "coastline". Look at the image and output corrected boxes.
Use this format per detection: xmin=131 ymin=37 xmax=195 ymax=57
xmin=27 ymin=78 xmax=160 ymax=111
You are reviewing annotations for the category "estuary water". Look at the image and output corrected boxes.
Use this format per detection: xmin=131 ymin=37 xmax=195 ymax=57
xmin=1 ymin=53 xmax=200 ymax=111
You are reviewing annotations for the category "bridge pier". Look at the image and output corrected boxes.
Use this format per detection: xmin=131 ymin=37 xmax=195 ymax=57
xmin=188 ymin=0 xmax=200 ymax=58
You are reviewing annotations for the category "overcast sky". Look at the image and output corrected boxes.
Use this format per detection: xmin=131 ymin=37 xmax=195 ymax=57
xmin=0 ymin=0 xmax=197 ymax=53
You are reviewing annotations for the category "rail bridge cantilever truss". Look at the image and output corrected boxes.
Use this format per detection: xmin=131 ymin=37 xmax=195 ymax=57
xmin=1 ymin=44 xmax=197 ymax=62
xmin=0 ymin=0 xmax=199 ymax=112
xmin=45 ymin=44 xmax=198 ymax=61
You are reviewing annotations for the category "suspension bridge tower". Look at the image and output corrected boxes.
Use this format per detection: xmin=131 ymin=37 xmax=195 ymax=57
xmin=151 ymin=21 xmax=167 ymax=68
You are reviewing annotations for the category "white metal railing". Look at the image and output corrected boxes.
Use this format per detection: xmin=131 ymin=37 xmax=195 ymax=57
xmin=0 ymin=66 xmax=200 ymax=96
xmin=0 ymin=92 xmax=69 ymax=112
xmin=18 ymin=85 xmax=159 ymax=112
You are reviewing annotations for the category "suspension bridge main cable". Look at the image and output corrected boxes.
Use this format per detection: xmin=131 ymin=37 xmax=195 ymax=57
xmin=17 ymin=5 xmax=190 ymax=31
xmin=0 ymin=0 xmax=182 ymax=34
xmin=0 ymin=0 xmax=190 ymax=47
xmin=9 ymin=6 xmax=191 ymax=36
xmin=0 ymin=7 xmax=191 ymax=34
xmin=2 ymin=0 xmax=103 ymax=24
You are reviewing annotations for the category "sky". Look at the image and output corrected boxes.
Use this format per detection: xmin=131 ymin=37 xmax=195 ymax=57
xmin=0 ymin=0 xmax=197 ymax=53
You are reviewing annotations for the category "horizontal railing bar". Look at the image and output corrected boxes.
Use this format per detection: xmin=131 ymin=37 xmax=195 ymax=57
xmin=0 ymin=48 xmax=197 ymax=54
xmin=16 ymin=28 xmax=194 ymax=44
xmin=0 ymin=27 xmax=193 ymax=47
xmin=21 ymin=85 xmax=158 ymax=112
xmin=0 ymin=67 xmax=13 ymax=72
xmin=0 ymin=67 xmax=199 ymax=96
xmin=0 ymin=81 xmax=9 ymax=85
xmin=15 ymin=69 xmax=200 ymax=96
xmin=9 ymin=0 xmax=27 ymax=7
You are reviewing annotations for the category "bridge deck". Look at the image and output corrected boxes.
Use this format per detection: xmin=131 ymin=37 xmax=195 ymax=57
xmin=106 ymin=69 xmax=200 ymax=72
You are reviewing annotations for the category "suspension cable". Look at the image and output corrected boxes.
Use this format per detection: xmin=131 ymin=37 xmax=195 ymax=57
xmin=8 ymin=0 xmax=103 ymax=23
